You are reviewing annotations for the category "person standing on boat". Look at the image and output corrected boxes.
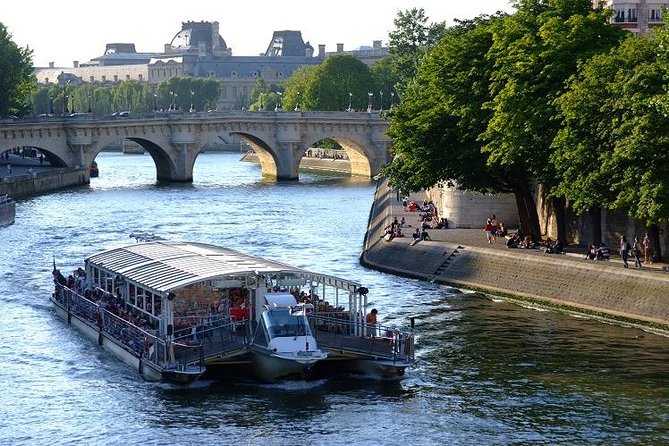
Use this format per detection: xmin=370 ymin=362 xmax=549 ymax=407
xmin=366 ymin=308 xmax=378 ymax=337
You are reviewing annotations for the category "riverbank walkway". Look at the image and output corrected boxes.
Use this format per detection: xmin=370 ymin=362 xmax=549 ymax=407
xmin=361 ymin=178 xmax=669 ymax=331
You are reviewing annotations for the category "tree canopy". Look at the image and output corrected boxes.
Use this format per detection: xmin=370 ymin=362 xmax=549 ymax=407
xmin=382 ymin=1 xmax=634 ymax=235
xmin=0 ymin=23 xmax=34 ymax=116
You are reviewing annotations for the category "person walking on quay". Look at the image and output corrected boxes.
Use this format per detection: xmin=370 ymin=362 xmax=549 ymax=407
xmin=643 ymin=232 xmax=653 ymax=265
xmin=620 ymin=235 xmax=631 ymax=268
xmin=633 ymin=237 xmax=643 ymax=269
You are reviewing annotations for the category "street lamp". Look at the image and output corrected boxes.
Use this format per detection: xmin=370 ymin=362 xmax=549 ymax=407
xmin=275 ymin=92 xmax=282 ymax=111
xmin=153 ymin=93 xmax=157 ymax=111
xmin=294 ymin=91 xmax=300 ymax=111
xmin=87 ymin=93 xmax=92 ymax=113
xmin=169 ymin=91 xmax=174 ymax=111
xmin=190 ymin=90 xmax=195 ymax=112
xmin=379 ymin=91 xmax=384 ymax=112
xmin=64 ymin=95 xmax=69 ymax=114
xmin=174 ymin=93 xmax=178 ymax=110
xmin=347 ymin=92 xmax=352 ymax=112
xmin=49 ymin=96 xmax=54 ymax=115
xmin=71 ymin=93 xmax=76 ymax=113
xmin=367 ymin=92 xmax=373 ymax=112
xmin=390 ymin=92 xmax=395 ymax=111
xmin=259 ymin=93 xmax=264 ymax=111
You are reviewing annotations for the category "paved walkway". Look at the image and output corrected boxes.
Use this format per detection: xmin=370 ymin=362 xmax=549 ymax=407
xmin=361 ymin=179 xmax=669 ymax=331
xmin=390 ymin=189 xmax=666 ymax=273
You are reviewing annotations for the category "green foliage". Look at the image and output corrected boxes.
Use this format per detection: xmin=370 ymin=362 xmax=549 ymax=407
xmin=384 ymin=16 xmax=508 ymax=193
xmin=281 ymin=56 xmax=376 ymax=111
xmin=552 ymin=33 xmax=669 ymax=224
xmin=248 ymin=79 xmax=283 ymax=111
xmin=482 ymin=0 xmax=626 ymax=188
xmin=387 ymin=7 xmax=447 ymax=92
xmin=0 ymin=23 xmax=35 ymax=116
xmin=156 ymin=77 xmax=221 ymax=111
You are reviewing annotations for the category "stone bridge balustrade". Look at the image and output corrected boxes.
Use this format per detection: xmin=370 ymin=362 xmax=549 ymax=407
xmin=0 ymin=111 xmax=391 ymax=182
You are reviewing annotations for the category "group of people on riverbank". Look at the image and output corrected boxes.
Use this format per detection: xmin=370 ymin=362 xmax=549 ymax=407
xmin=584 ymin=233 xmax=654 ymax=268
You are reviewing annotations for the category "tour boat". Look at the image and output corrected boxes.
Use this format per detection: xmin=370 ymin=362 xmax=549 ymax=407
xmin=50 ymin=234 xmax=414 ymax=384
xmin=0 ymin=194 xmax=15 ymax=226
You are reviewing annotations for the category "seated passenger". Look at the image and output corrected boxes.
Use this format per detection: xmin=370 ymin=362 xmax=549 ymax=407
xmin=498 ymin=222 xmax=508 ymax=237
xmin=585 ymin=244 xmax=597 ymax=260
xmin=596 ymin=243 xmax=610 ymax=260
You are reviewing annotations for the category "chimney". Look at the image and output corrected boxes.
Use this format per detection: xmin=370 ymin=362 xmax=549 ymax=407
xmin=165 ymin=43 xmax=171 ymax=52
xmin=318 ymin=44 xmax=325 ymax=57
xmin=336 ymin=43 xmax=344 ymax=53
xmin=73 ymin=61 xmax=79 ymax=68
xmin=373 ymin=40 xmax=382 ymax=49
xmin=49 ymin=61 xmax=54 ymax=68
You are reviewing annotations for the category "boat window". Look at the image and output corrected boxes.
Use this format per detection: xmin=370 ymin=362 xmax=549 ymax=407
xmin=262 ymin=309 xmax=310 ymax=338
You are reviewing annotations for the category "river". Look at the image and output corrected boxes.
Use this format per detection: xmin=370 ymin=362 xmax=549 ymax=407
xmin=1 ymin=152 xmax=667 ymax=445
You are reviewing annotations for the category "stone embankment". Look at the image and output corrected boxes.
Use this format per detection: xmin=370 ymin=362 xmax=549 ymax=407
xmin=360 ymin=178 xmax=669 ymax=333
xmin=0 ymin=155 xmax=89 ymax=200
xmin=241 ymin=152 xmax=351 ymax=174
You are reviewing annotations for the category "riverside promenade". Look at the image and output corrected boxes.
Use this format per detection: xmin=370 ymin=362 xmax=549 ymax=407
xmin=360 ymin=178 xmax=669 ymax=333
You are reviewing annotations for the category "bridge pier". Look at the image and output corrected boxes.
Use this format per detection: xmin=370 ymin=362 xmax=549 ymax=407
xmin=274 ymin=142 xmax=300 ymax=181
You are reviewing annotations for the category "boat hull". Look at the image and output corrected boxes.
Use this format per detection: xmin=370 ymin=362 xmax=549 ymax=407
xmin=50 ymin=296 xmax=202 ymax=384
xmin=249 ymin=346 xmax=324 ymax=382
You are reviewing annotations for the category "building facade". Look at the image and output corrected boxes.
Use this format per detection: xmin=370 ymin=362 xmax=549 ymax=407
xmin=603 ymin=0 xmax=669 ymax=34
xmin=33 ymin=21 xmax=389 ymax=110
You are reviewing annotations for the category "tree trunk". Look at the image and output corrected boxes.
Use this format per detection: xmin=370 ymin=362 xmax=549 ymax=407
xmin=649 ymin=224 xmax=662 ymax=262
xmin=513 ymin=184 xmax=541 ymax=240
xmin=552 ymin=196 xmax=567 ymax=243
xmin=591 ymin=207 xmax=602 ymax=245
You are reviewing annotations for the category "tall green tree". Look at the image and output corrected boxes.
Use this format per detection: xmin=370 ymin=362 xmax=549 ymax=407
xmin=552 ymin=31 xmax=669 ymax=253
xmin=387 ymin=8 xmax=447 ymax=93
xmin=0 ymin=23 xmax=35 ymax=116
xmin=480 ymin=0 xmax=626 ymax=237
xmin=383 ymin=16 xmax=509 ymax=196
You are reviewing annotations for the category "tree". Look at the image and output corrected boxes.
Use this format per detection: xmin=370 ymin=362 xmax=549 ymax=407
xmin=370 ymin=57 xmax=401 ymax=110
xmin=384 ymin=16 xmax=514 ymax=195
xmin=156 ymin=77 xmax=221 ymax=111
xmin=0 ymin=23 xmax=35 ymax=116
xmin=480 ymin=0 xmax=626 ymax=238
xmin=387 ymin=8 xmax=447 ymax=92
xmin=552 ymin=31 xmax=669 ymax=256
xmin=309 ymin=55 xmax=376 ymax=111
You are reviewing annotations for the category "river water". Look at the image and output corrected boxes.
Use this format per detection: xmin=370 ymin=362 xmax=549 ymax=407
xmin=1 ymin=152 xmax=667 ymax=445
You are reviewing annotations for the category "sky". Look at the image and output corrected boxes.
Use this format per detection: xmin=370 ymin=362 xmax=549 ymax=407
xmin=3 ymin=0 xmax=514 ymax=68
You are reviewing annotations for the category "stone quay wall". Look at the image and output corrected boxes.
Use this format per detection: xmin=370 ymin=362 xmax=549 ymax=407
xmin=0 ymin=168 xmax=89 ymax=199
xmin=360 ymin=178 xmax=669 ymax=333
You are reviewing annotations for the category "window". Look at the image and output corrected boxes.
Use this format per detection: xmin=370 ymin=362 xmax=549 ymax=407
xmin=113 ymin=75 xmax=118 ymax=82
xmin=126 ymin=74 xmax=130 ymax=80
xmin=615 ymin=8 xmax=624 ymax=22
xmin=651 ymin=9 xmax=662 ymax=21
xmin=89 ymin=76 xmax=94 ymax=82
xmin=102 ymin=75 xmax=106 ymax=82
xmin=628 ymin=8 xmax=637 ymax=22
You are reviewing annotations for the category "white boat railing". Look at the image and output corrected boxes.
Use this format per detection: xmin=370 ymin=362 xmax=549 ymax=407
xmin=307 ymin=313 xmax=415 ymax=362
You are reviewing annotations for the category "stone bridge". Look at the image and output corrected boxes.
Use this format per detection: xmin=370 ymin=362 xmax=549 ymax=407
xmin=0 ymin=111 xmax=391 ymax=182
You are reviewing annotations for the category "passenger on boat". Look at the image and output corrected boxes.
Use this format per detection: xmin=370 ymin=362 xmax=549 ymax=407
xmin=366 ymin=308 xmax=378 ymax=337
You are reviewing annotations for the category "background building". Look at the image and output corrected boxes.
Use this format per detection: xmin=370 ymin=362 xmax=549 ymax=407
xmin=603 ymin=0 xmax=669 ymax=34
xmin=33 ymin=20 xmax=389 ymax=110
